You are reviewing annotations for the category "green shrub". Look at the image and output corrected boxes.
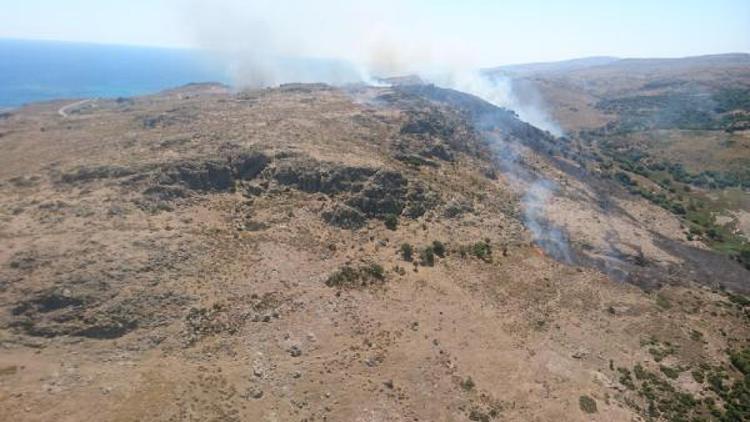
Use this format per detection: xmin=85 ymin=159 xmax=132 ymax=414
xmin=461 ymin=376 xmax=475 ymax=391
xmin=361 ymin=263 xmax=385 ymax=280
xmin=692 ymin=370 xmax=705 ymax=384
xmin=729 ymin=348 xmax=750 ymax=375
xmin=634 ymin=363 xmax=647 ymax=380
xmin=618 ymin=367 xmax=636 ymax=390
xmin=432 ymin=241 xmax=446 ymax=258
xmin=660 ymin=365 xmax=680 ymax=380
xmin=325 ymin=263 xmax=385 ymax=289
xmin=420 ymin=246 xmax=435 ymax=267
xmin=655 ymin=293 xmax=671 ymax=310
xmin=400 ymin=243 xmax=414 ymax=262
xmin=384 ymin=214 xmax=399 ymax=230
xmin=579 ymin=395 xmax=598 ymax=414
xmin=472 ymin=241 xmax=492 ymax=262
xmin=729 ymin=293 xmax=750 ymax=307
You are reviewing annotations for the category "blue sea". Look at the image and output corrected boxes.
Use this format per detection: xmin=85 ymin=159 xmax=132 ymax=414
xmin=0 ymin=39 xmax=229 ymax=108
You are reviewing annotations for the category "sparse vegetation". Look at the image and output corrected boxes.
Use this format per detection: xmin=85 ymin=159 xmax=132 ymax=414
xmin=579 ymin=395 xmax=597 ymax=414
xmin=659 ymin=365 xmax=681 ymax=380
xmin=618 ymin=367 xmax=636 ymax=390
xmin=384 ymin=213 xmax=399 ymax=230
xmin=325 ymin=263 xmax=386 ymax=289
xmin=599 ymin=139 xmax=750 ymax=269
xmin=472 ymin=240 xmax=492 ymax=262
xmin=420 ymin=246 xmax=435 ymax=267
xmin=3 ymin=54 xmax=750 ymax=421
xmin=729 ymin=347 xmax=750 ymax=375
xmin=461 ymin=376 xmax=476 ymax=391
xmin=400 ymin=243 xmax=414 ymax=262
xmin=655 ymin=293 xmax=671 ymax=310
xmin=432 ymin=240 xmax=446 ymax=257
xmin=614 ymin=345 xmax=750 ymax=421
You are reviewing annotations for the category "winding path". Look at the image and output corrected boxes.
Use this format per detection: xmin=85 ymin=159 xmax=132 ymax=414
xmin=57 ymin=99 xmax=93 ymax=118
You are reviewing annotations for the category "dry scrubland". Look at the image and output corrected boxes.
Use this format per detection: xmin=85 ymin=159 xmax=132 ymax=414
xmin=0 ymin=81 xmax=748 ymax=421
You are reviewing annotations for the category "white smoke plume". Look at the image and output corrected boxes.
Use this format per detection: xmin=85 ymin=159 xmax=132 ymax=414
xmin=182 ymin=0 xmax=571 ymax=262
xmin=182 ymin=1 xmax=561 ymax=132
xmin=481 ymin=129 xmax=573 ymax=263
xmin=183 ymin=0 xmax=460 ymax=85
xmin=522 ymin=180 xmax=573 ymax=264
xmin=428 ymin=70 xmax=564 ymax=136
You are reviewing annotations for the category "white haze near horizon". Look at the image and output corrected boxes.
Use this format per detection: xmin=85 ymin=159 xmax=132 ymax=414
xmin=182 ymin=0 xmax=565 ymax=134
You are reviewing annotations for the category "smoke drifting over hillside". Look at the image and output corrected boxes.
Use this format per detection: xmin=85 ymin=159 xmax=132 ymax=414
xmin=183 ymin=0 xmax=563 ymax=134
xmin=184 ymin=0 xmax=569 ymax=260
xmin=184 ymin=0 xmax=454 ymax=86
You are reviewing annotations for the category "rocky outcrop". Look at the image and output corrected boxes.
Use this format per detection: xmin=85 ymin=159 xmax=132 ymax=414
xmin=59 ymin=165 xmax=136 ymax=184
xmin=231 ymin=152 xmax=270 ymax=181
xmin=57 ymin=150 xmax=271 ymax=191
xmin=273 ymin=160 xmax=375 ymax=194
xmin=52 ymin=150 xmax=437 ymax=227
xmin=272 ymin=158 xmax=438 ymax=225
xmin=344 ymin=170 xmax=408 ymax=218
xmin=155 ymin=159 xmax=234 ymax=192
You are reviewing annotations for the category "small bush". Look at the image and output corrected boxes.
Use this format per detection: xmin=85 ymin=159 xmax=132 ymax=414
xmin=361 ymin=263 xmax=385 ymax=280
xmin=729 ymin=293 xmax=750 ymax=307
xmin=400 ymin=243 xmax=414 ymax=262
xmin=692 ymin=369 xmax=705 ymax=384
xmin=472 ymin=241 xmax=492 ymax=262
xmin=655 ymin=293 xmax=671 ymax=310
xmin=432 ymin=241 xmax=446 ymax=257
xmin=579 ymin=395 xmax=598 ymax=414
xmin=660 ymin=365 xmax=680 ymax=380
xmin=461 ymin=376 xmax=475 ymax=391
xmin=420 ymin=246 xmax=435 ymax=267
xmin=648 ymin=345 xmax=674 ymax=362
xmin=325 ymin=263 xmax=385 ymax=289
xmin=384 ymin=214 xmax=399 ymax=230
xmin=730 ymin=348 xmax=750 ymax=375
xmin=618 ymin=367 xmax=636 ymax=390
xmin=634 ymin=363 xmax=647 ymax=380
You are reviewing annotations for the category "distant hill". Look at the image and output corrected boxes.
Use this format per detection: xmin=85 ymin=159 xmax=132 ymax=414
xmin=486 ymin=56 xmax=620 ymax=76
xmin=487 ymin=53 xmax=750 ymax=78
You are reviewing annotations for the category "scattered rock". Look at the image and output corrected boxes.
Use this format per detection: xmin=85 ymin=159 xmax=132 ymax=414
xmin=59 ymin=165 xmax=135 ymax=184
xmin=243 ymin=386 xmax=264 ymax=400
xmin=572 ymin=349 xmax=589 ymax=359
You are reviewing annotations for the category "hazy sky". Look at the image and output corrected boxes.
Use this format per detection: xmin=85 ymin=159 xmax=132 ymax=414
xmin=2 ymin=0 xmax=749 ymax=66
